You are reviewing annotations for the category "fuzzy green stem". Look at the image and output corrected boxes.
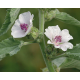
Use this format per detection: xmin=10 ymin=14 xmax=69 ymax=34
xmin=23 ymin=41 xmax=36 ymax=45
xmin=39 ymin=9 xmax=55 ymax=72
xmin=51 ymin=53 xmax=66 ymax=60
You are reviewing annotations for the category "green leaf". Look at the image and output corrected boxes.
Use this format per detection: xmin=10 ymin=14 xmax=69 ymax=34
xmin=10 ymin=8 xmax=20 ymax=23
xmin=52 ymin=57 xmax=80 ymax=70
xmin=41 ymin=67 xmax=49 ymax=72
xmin=64 ymin=43 xmax=80 ymax=60
xmin=0 ymin=8 xmax=20 ymax=36
xmin=51 ymin=43 xmax=80 ymax=71
xmin=0 ymin=37 xmax=24 ymax=60
xmin=45 ymin=9 xmax=80 ymax=26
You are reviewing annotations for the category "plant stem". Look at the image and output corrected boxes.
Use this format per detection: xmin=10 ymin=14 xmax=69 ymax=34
xmin=39 ymin=9 xmax=55 ymax=72
xmin=51 ymin=53 xmax=66 ymax=60
xmin=23 ymin=41 xmax=35 ymax=45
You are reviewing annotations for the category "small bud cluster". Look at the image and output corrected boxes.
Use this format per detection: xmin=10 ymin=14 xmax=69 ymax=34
xmin=44 ymin=45 xmax=57 ymax=59
xmin=44 ymin=9 xmax=59 ymax=22
xmin=30 ymin=27 xmax=39 ymax=39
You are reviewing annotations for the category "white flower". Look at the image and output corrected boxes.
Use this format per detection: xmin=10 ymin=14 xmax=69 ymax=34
xmin=44 ymin=25 xmax=73 ymax=51
xmin=11 ymin=11 xmax=34 ymax=38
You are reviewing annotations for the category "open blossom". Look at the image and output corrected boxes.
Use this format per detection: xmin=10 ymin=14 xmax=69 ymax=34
xmin=11 ymin=11 xmax=34 ymax=38
xmin=44 ymin=25 xmax=73 ymax=51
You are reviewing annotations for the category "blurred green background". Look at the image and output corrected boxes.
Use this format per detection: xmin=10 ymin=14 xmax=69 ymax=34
xmin=0 ymin=8 xmax=80 ymax=72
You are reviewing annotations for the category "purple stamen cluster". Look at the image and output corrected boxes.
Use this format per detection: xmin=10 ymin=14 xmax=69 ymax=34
xmin=54 ymin=36 xmax=62 ymax=43
xmin=20 ymin=23 xmax=28 ymax=32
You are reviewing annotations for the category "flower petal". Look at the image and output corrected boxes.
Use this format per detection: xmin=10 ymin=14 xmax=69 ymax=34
xmin=44 ymin=28 xmax=53 ymax=40
xmin=47 ymin=40 xmax=53 ymax=44
xmin=54 ymin=45 xmax=60 ymax=48
xmin=60 ymin=42 xmax=73 ymax=51
xmin=19 ymin=11 xmax=33 ymax=25
xmin=47 ymin=40 xmax=60 ymax=48
xmin=25 ymin=24 xmax=32 ymax=35
xmin=44 ymin=25 xmax=61 ymax=40
xmin=48 ymin=25 xmax=61 ymax=37
xmin=11 ymin=24 xmax=21 ymax=32
xmin=14 ymin=19 xmax=20 ymax=26
xmin=11 ymin=30 xmax=25 ymax=38
xmin=60 ymin=29 xmax=73 ymax=42
xmin=30 ymin=14 xmax=34 ymax=21
xmin=11 ymin=23 xmax=26 ymax=38
xmin=30 ymin=14 xmax=34 ymax=24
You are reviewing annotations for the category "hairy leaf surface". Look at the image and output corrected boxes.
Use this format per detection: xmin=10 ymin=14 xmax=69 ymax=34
xmin=45 ymin=9 xmax=80 ymax=26
xmin=52 ymin=57 xmax=80 ymax=70
xmin=0 ymin=8 xmax=20 ymax=36
xmin=0 ymin=37 xmax=24 ymax=60
xmin=64 ymin=44 xmax=80 ymax=60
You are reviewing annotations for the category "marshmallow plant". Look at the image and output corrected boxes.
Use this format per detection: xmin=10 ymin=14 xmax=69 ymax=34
xmin=0 ymin=8 xmax=80 ymax=72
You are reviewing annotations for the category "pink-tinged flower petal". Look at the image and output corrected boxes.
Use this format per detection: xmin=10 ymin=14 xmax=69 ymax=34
xmin=60 ymin=29 xmax=73 ymax=42
xmin=44 ymin=25 xmax=61 ymax=41
xmin=11 ymin=23 xmax=26 ymax=38
xmin=48 ymin=25 xmax=61 ymax=38
xmin=44 ymin=29 xmax=53 ymax=41
xmin=15 ymin=19 xmax=20 ymax=26
xmin=11 ymin=24 xmax=21 ymax=32
xmin=60 ymin=42 xmax=73 ymax=51
xmin=52 ymin=25 xmax=61 ymax=36
xmin=19 ymin=11 xmax=32 ymax=25
xmin=25 ymin=24 xmax=32 ymax=35
xmin=11 ymin=30 xmax=26 ymax=38
xmin=54 ymin=45 xmax=60 ymax=48
xmin=25 ymin=14 xmax=34 ymax=35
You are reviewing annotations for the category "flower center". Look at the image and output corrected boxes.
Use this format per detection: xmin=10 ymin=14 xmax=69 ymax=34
xmin=54 ymin=36 xmax=62 ymax=43
xmin=20 ymin=23 xmax=28 ymax=32
xmin=53 ymin=36 xmax=62 ymax=46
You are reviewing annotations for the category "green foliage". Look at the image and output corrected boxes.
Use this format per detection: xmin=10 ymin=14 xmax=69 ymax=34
xmin=0 ymin=8 xmax=20 ymax=36
xmin=42 ymin=62 xmax=60 ymax=72
xmin=64 ymin=43 xmax=80 ymax=60
xmin=44 ymin=44 xmax=64 ymax=60
xmin=10 ymin=8 xmax=20 ymax=23
xmin=45 ymin=9 xmax=80 ymax=27
xmin=44 ymin=9 xmax=59 ymax=21
xmin=51 ymin=43 xmax=80 ymax=71
xmin=30 ymin=27 xmax=39 ymax=39
xmin=41 ymin=67 xmax=49 ymax=72
xmin=52 ymin=57 xmax=80 ymax=70
xmin=44 ymin=45 xmax=57 ymax=59
xmin=50 ymin=43 xmax=80 ymax=71
xmin=52 ymin=57 xmax=67 ymax=68
xmin=0 ymin=37 xmax=24 ymax=60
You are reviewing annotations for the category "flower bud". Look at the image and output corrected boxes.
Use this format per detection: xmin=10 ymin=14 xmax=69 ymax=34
xmin=44 ymin=9 xmax=59 ymax=22
xmin=30 ymin=27 xmax=39 ymax=39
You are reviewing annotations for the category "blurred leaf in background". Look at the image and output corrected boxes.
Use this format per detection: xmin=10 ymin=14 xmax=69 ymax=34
xmin=0 ymin=8 xmax=80 ymax=72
